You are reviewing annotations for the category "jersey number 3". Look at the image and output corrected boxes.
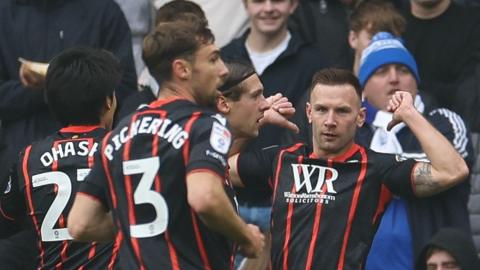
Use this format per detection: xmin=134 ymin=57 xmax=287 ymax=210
xmin=123 ymin=157 xmax=169 ymax=238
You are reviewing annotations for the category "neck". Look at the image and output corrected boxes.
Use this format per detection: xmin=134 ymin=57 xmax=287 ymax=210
xmin=246 ymin=27 xmax=289 ymax=53
xmin=353 ymin=52 xmax=361 ymax=76
xmin=229 ymin=137 xmax=250 ymax=157
xmin=158 ymin=81 xmax=196 ymax=103
xmin=411 ymin=0 xmax=451 ymax=19
xmin=312 ymin=142 xmax=355 ymax=160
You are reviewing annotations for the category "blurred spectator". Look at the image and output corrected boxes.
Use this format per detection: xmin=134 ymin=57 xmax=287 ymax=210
xmin=416 ymin=228 xmax=480 ymax=270
xmin=356 ymin=32 xmax=473 ymax=270
xmin=0 ymin=0 xmax=136 ymax=268
xmin=153 ymin=0 xmax=248 ymax=47
xmin=289 ymin=0 xmax=356 ymax=69
xmin=116 ymin=0 xmax=208 ymax=121
xmin=348 ymin=0 xmax=406 ymax=75
xmin=399 ymin=0 xmax=480 ymax=132
xmin=115 ymin=0 xmax=155 ymax=76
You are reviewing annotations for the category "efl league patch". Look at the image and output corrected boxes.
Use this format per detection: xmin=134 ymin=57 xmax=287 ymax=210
xmin=210 ymin=122 xmax=231 ymax=154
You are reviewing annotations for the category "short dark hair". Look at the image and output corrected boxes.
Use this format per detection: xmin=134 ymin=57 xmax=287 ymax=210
xmin=45 ymin=47 xmax=121 ymax=126
xmin=142 ymin=17 xmax=214 ymax=81
xmin=350 ymin=0 xmax=405 ymax=37
xmin=219 ymin=61 xmax=256 ymax=101
xmin=156 ymin=0 xmax=207 ymax=25
xmin=309 ymin=68 xmax=362 ymax=100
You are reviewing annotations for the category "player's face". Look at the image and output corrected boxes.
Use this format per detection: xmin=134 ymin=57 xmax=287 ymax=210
xmin=226 ymin=74 xmax=269 ymax=138
xmin=426 ymin=250 xmax=460 ymax=270
xmin=244 ymin=0 xmax=298 ymax=36
xmin=307 ymin=83 xmax=365 ymax=158
xmin=363 ymin=64 xmax=418 ymax=111
xmin=191 ymin=43 xmax=229 ymax=107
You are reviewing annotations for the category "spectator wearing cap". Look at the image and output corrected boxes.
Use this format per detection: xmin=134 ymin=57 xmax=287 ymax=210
xmin=416 ymin=228 xmax=480 ymax=270
xmin=355 ymin=32 xmax=474 ymax=270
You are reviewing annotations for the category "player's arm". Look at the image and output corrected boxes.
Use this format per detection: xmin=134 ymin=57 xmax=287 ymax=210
xmin=68 ymin=193 xmax=115 ymax=242
xmin=387 ymin=91 xmax=469 ymax=197
xmin=187 ymin=171 xmax=264 ymax=258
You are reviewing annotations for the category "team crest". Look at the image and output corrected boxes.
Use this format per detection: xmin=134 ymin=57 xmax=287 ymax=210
xmin=210 ymin=122 xmax=231 ymax=154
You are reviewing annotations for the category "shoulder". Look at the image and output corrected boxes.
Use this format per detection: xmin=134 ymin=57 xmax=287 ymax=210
xmin=427 ymin=107 xmax=468 ymax=133
xmin=221 ymin=36 xmax=247 ymax=59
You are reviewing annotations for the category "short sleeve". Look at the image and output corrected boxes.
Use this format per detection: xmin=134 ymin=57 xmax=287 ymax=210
xmin=237 ymin=143 xmax=279 ymax=190
xmin=379 ymin=154 xmax=417 ymax=198
xmin=78 ymin=144 xmax=110 ymax=209
xmin=186 ymin=114 xmax=231 ymax=177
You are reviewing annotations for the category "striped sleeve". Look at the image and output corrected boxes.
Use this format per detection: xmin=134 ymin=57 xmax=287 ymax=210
xmin=429 ymin=108 xmax=470 ymax=159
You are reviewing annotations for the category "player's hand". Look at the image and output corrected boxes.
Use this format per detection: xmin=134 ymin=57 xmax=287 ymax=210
xmin=19 ymin=62 xmax=46 ymax=90
xmin=267 ymin=93 xmax=295 ymax=118
xmin=386 ymin=91 xmax=417 ymax=131
xmin=261 ymin=93 xmax=299 ymax=133
xmin=238 ymin=224 xmax=265 ymax=258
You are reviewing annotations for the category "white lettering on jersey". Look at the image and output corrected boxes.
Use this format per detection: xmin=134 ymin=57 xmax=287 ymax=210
xmin=104 ymin=116 xmax=189 ymax=161
xmin=209 ymin=122 xmax=231 ymax=154
xmin=291 ymin=164 xmax=338 ymax=194
xmin=284 ymin=164 xmax=338 ymax=205
xmin=40 ymin=142 xmax=99 ymax=167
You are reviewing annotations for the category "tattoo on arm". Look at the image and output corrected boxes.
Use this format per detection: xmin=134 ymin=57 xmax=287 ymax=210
xmin=413 ymin=162 xmax=440 ymax=196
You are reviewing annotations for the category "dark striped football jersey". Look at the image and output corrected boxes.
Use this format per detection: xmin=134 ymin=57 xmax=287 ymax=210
xmin=237 ymin=143 xmax=417 ymax=270
xmin=1 ymin=126 xmax=118 ymax=269
xmin=79 ymin=98 xmax=236 ymax=270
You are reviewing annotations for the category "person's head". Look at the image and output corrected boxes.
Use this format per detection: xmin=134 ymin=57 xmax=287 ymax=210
xmin=416 ymin=228 xmax=480 ymax=270
xmin=425 ymin=247 xmax=461 ymax=270
xmin=349 ymin=0 xmax=406 ymax=57
xmin=155 ymin=0 xmax=207 ymax=25
xmin=143 ymin=18 xmax=228 ymax=107
xmin=243 ymin=0 xmax=298 ymax=37
xmin=410 ymin=0 xmax=450 ymax=11
xmin=217 ymin=61 xmax=269 ymax=138
xmin=307 ymin=68 xmax=365 ymax=158
xmin=45 ymin=47 xmax=120 ymax=130
xmin=359 ymin=32 xmax=420 ymax=111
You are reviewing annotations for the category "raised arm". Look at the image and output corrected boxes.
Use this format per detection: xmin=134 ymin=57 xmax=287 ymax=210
xmin=387 ymin=91 xmax=469 ymax=197
xmin=186 ymin=171 xmax=264 ymax=257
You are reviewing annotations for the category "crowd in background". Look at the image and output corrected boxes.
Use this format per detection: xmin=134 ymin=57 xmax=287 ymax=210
xmin=0 ymin=0 xmax=480 ymax=269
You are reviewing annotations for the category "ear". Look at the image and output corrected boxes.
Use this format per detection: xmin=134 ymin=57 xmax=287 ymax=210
xmin=348 ymin=30 xmax=358 ymax=49
xmin=105 ymin=94 xmax=116 ymax=111
xmin=306 ymin=102 xmax=312 ymax=124
xmin=290 ymin=0 xmax=299 ymax=13
xmin=216 ymin=95 xmax=231 ymax=114
xmin=356 ymin=107 xmax=366 ymax=127
xmin=172 ymin=59 xmax=190 ymax=80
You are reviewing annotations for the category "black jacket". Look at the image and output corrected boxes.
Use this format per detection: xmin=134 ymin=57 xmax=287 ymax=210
xmin=0 ymin=0 xmax=137 ymax=156
xmin=415 ymin=228 xmax=480 ymax=270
